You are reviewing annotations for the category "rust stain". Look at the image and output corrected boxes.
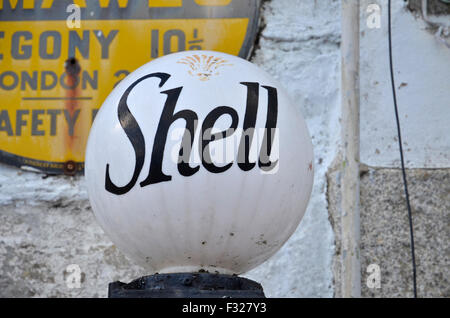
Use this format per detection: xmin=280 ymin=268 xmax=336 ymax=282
xmin=64 ymin=57 xmax=81 ymax=174
xmin=63 ymin=160 xmax=77 ymax=176
xmin=398 ymin=82 xmax=408 ymax=89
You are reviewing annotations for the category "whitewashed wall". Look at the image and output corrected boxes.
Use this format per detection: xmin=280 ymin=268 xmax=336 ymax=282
xmin=245 ymin=0 xmax=340 ymax=297
xmin=360 ymin=0 xmax=450 ymax=168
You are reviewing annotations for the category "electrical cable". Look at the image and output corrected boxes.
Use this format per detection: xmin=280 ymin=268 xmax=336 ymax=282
xmin=387 ymin=0 xmax=418 ymax=298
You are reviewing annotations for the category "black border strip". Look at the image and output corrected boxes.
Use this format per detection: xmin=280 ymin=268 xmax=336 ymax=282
xmin=0 ymin=149 xmax=84 ymax=175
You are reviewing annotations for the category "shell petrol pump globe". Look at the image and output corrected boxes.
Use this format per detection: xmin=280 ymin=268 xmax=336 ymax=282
xmin=85 ymin=50 xmax=314 ymax=275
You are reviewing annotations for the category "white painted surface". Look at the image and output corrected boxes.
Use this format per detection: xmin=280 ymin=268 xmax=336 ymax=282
xmin=340 ymin=0 xmax=361 ymax=298
xmin=360 ymin=0 xmax=450 ymax=168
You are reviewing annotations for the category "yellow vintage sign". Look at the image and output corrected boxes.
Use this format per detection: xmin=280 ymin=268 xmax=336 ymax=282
xmin=0 ymin=0 xmax=260 ymax=174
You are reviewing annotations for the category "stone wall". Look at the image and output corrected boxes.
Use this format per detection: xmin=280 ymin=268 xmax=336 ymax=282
xmin=328 ymin=167 xmax=450 ymax=297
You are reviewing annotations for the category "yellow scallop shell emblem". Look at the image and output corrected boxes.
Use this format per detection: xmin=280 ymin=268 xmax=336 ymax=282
xmin=177 ymin=54 xmax=232 ymax=81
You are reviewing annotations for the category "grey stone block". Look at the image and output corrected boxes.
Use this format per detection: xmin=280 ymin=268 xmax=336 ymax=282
xmin=328 ymin=167 xmax=450 ymax=297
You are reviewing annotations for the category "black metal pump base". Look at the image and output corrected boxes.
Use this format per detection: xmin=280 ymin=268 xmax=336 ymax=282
xmin=108 ymin=273 xmax=265 ymax=298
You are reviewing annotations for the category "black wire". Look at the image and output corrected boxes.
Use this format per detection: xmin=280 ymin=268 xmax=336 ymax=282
xmin=387 ymin=0 xmax=417 ymax=298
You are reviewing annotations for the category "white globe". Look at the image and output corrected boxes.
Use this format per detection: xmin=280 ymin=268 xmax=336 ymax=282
xmin=85 ymin=50 xmax=313 ymax=275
